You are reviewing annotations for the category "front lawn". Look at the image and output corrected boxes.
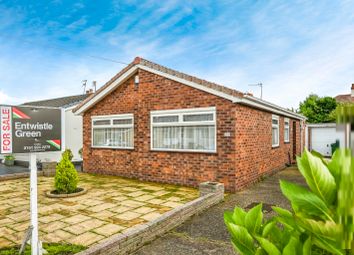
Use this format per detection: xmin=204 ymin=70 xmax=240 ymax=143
xmin=0 ymin=243 xmax=85 ymax=255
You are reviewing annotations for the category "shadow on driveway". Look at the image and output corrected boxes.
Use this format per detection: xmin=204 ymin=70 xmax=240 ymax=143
xmin=135 ymin=167 xmax=305 ymax=255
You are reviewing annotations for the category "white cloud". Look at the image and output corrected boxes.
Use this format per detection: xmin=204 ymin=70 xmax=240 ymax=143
xmin=0 ymin=90 xmax=28 ymax=105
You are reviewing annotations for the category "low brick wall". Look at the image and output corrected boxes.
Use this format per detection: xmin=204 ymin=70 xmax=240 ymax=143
xmin=76 ymin=182 xmax=224 ymax=255
xmin=0 ymin=171 xmax=43 ymax=181
xmin=42 ymin=162 xmax=57 ymax=177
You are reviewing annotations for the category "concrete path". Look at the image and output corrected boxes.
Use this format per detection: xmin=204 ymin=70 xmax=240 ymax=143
xmin=135 ymin=167 xmax=305 ymax=255
xmin=0 ymin=163 xmax=29 ymax=175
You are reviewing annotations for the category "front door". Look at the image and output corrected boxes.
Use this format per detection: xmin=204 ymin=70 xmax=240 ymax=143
xmin=293 ymin=121 xmax=297 ymax=160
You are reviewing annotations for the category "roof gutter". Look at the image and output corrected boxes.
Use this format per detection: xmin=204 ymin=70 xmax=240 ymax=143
xmin=233 ymin=95 xmax=306 ymax=120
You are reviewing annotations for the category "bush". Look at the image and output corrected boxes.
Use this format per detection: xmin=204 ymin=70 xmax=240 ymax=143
xmin=4 ymin=155 xmax=14 ymax=161
xmin=62 ymin=149 xmax=73 ymax=161
xmin=54 ymin=151 xmax=79 ymax=194
xmin=224 ymin=149 xmax=353 ymax=255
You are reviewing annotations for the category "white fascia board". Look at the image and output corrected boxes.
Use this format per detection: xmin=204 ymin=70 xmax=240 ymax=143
xmin=137 ymin=64 xmax=238 ymax=102
xmin=235 ymin=96 xmax=306 ymax=120
xmin=75 ymin=66 xmax=139 ymax=115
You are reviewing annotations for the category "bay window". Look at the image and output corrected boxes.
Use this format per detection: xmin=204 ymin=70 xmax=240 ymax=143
xmin=92 ymin=114 xmax=134 ymax=149
xmin=272 ymin=115 xmax=279 ymax=147
xmin=284 ymin=118 xmax=290 ymax=143
xmin=151 ymin=107 xmax=216 ymax=153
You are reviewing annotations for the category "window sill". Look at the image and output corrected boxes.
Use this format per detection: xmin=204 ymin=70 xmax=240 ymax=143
xmin=284 ymin=141 xmax=290 ymax=144
xmin=150 ymin=148 xmax=217 ymax=154
xmin=91 ymin=146 xmax=134 ymax=150
xmin=272 ymin=145 xmax=280 ymax=149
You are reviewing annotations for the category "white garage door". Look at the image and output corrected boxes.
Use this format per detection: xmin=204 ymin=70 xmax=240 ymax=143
xmin=311 ymin=127 xmax=344 ymax=157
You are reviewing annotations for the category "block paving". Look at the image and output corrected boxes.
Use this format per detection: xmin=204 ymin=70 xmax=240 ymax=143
xmin=0 ymin=173 xmax=198 ymax=248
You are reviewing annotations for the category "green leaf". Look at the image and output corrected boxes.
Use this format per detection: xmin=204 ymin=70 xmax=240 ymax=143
xmin=297 ymin=218 xmax=341 ymax=240
xmin=297 ymin=149 xmax=336 ymax=205
xmin=302 ymin=236 xmax=311 ymax=255
xmin=224 ymin=211 xmax=233 ymax=224
xmin=255 ymin=248 xmax=267 ymax=255
xmin=328 ymin=149 xmax=351 ymax=185
xmin=311 ymin=150 xmax=329 ymax=166
xmin=272 ymin=206 xmax=293 ymax=218
xmin=262 ymin=220 xmax=276 ymax=238
xmin=233 ymin=207 xmax=247 ymax=226
xmin=312 ymin=236 xmax=344 ymax=255
xmin=280 ymin=180 xmax=333 ymax=221
xmin=255 ymin=236 xmax=281 ymax=255
xmin=245 ymin=203 xmax=263 ymax=235
xmin=282 ymin=236 xmax=301 ymax=255
xmin=227 ymin=223 xmax=256 ymax=255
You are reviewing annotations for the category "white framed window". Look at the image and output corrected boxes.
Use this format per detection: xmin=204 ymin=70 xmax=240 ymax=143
xmin=284 ymin=118 xmax=290 ymax=143
xmin=150 ymin=107 xmax=216 ymax=153
xmin=272 ymin=115 xmax=279 ymax=147
xmin=91 ymin=114 xmax=134 ymax=149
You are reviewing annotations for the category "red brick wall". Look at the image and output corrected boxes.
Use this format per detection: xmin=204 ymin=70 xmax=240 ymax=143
xmin=83 ymin=69 xmax=238 ymax=191
xmin=82 ymin=68 xmax=303 ymax=192
xmin=234 ymin=104 xmax=302 ymax=189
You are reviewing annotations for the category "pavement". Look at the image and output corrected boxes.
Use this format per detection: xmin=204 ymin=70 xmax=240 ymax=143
xmin=135 ymin=166 xmax=305 ymax=255
xmin=0 ymin=163 xmax=29 ymax=175
xmin=0 ymin=173 xmax=198 ymax=248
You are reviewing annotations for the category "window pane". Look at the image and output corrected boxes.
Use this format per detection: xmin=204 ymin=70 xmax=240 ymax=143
xmin=272 ymin=127 xmax=279 ymax=145
xmin=113 ymin=118 xmax=132 ymax=125
xmin=111 ymin=128 xmax=133 ymax=147
xmin=93 ymin=120 xmax=110 ymax=126
xmin=183 ymin=126 xmax=215 ymax=150
xmin=93 ymin=128 xmax=133 ymax=147
xmin=153 ymin=126 xmax=182 ymax=149
xmin=93 ymin=128 xmax=106 ymax=146
xmin=284 ymin=129 xmax=289 ymax=141
xmin=153 ymin=115 xmax=178 ymax=123
xmin=183 ymin=113 xmax=213 ymax=122
xmin=152 ymin=126 xmax=215 ymax=151
xmin=272 ymin=119 xmax=278 ymax=125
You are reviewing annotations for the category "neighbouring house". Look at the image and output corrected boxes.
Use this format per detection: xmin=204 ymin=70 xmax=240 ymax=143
xmin=74 ymin=57 xmax=306 ymax=192
xmin=4 ymin=94 xmax=90 ymax=167
xmin=335 ymin=84 xmax=354 ymax=104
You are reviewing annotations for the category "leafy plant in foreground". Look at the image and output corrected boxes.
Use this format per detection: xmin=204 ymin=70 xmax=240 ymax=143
xmin=225 ymin=149 xmax=354 ymax=254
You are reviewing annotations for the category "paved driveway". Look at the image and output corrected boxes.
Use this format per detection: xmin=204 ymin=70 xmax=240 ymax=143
xmin=0 ymin=173 xmax=198 ymax=248
xmin=135 ymin=166 xmax=305 ymax=255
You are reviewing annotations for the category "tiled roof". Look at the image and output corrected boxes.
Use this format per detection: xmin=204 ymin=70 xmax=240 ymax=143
xmin=335 ymin=94 xmax=354 ymax=103
xmin=23 ymin=94 xmax=90 ymax=108
xmin=76 ymin=57 xmax=245 ymax=111
xmin=138 ymin=58 xmax=245 ymax=98
xmin=74 ymin=57 xmax=305 ymax=120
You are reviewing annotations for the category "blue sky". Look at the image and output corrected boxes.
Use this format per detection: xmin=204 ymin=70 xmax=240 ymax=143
xmin=0 ymin=0 xmax=353 ymax=109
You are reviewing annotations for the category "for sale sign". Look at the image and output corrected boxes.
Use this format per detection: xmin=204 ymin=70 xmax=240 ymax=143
xmin=0 ymin=106 xmax=62 ymax=154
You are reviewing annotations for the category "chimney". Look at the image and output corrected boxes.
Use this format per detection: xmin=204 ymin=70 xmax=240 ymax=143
xmin=92 ymin=81 xmax=97 ymax=92
xmin=351 ymin=84 xmax=354 ymax=97
xmin=86 ymin=89 xmax=93 ymax=94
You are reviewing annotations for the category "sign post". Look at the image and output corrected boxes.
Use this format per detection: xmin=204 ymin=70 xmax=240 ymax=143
xmin=30 ymin=153 xmax=39 ymax=255
xmin=0 ymin=105 xmax=62 ymax=255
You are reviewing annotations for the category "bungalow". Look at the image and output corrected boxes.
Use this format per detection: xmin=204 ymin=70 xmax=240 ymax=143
xmin=74 ymin=57 xmax=306 ymax=192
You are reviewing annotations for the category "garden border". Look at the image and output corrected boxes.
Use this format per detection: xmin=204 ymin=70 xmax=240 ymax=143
xmin=75 ymin=181 xmax=225 ymax=255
